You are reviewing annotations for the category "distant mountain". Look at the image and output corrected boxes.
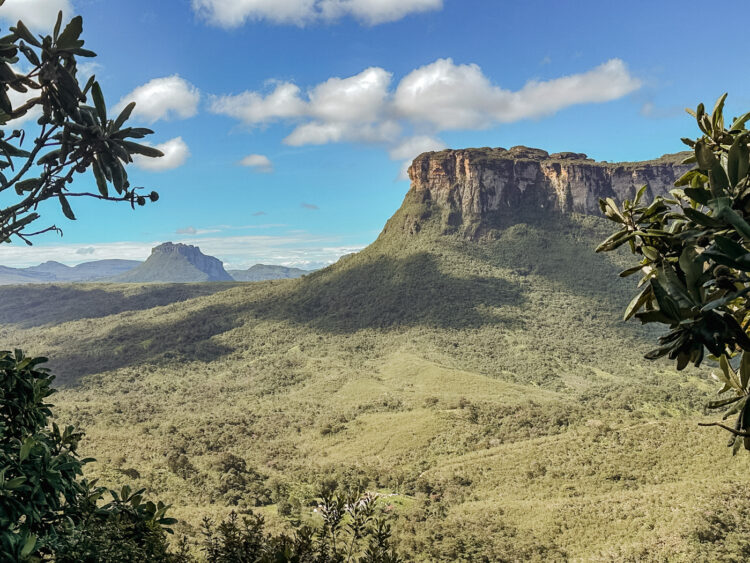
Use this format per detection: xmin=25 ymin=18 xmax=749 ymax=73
xmin=112 ymin=242 xmax=233 ymax=283
xmin=228 ymin=264 xmax=309 ymax=282
xmin=0 ymin=259 xmax=142 ymax=285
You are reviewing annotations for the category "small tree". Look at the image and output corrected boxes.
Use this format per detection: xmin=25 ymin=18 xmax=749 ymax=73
xmin=0 ymin=350 xmax=178 ymax=561
xmin=0 ymin=6 xmax=162 ymax=244
xmin=597 ymin=93 xmax=750 ymax=452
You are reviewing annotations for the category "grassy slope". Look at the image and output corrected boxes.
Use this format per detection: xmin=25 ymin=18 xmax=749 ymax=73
xmin=1 ymin=203 xmax=749 ymax=560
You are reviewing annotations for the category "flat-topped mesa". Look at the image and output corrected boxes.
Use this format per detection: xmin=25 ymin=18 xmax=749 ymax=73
xmin=114 ymin=242 xmax=233 ymax=282
xmin=401 ymin=146 xmax=691 ymax=236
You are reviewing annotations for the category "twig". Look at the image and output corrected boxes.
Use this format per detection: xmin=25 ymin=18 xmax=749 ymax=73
xmin=698 ymin=421 xmax=750 ymax=437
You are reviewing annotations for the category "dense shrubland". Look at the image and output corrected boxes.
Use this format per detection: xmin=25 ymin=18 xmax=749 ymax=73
xmin=4 ymin=208 xmax=748 ymax=560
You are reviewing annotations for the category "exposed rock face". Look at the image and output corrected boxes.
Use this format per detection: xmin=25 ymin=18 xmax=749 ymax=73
xmin=113 ymin=242 xmax=233 ymax=283
xmin=401 ymin=146 xmax=691 ymax=235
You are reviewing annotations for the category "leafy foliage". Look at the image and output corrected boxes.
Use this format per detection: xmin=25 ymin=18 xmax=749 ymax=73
xmin=598 ymin=94 xmax=750 ymax=452
xmin=0 ymin=349 xmax=177 ymax=561
xmin=200 ymin=490 xmax=400 ymax=563
xmin=0 ymin=9 xmax=161 ymax=244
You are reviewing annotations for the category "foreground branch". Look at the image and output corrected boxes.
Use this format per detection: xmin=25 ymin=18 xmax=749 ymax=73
xmin=698 ymin=422 xmax=750 ymax=437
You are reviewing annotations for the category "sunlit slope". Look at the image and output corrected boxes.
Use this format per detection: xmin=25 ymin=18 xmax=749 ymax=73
xmin=1 ymin=210 xmax=747 ymax=560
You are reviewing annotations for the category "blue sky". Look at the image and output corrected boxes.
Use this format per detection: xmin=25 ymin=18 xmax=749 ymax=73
xmin=1 ymin=0 xmax=750 ymax=268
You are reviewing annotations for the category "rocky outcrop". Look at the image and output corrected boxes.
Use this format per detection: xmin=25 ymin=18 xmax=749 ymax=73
xmin=399 ymin=146 xmax=691 ymax=235
xmin=113 ymin=243 xmax=233 ymax=283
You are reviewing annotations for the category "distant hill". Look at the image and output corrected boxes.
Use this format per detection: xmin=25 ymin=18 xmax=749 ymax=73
xmin=0 ymin=259 xmax=142 ymax=284
xmin=112 ymin=242 xmax=233 ymax=283
xmin=228 ymin=264 xmax=309 ymax=282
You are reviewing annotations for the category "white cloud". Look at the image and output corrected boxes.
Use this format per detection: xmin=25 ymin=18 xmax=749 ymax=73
xmin=0 ymin=0 xmax=72 ymax=30
xmin=133 ymin=137 xmax=190 ymax=171
xmin=393 ymin=58 xmax=642 ymax=130
xmin=211 ymin=58 xmax=641 ymax=176
xmin=210 ymin=82 xmax=306 ymax=124
xmin=115 ymin=75 xmax=200 ymax=123
xmin=319 ymin=0 xmax=442 ymax=25
xmin=239 ymin=154 xmax=273 ymax=173
xmin=388 ymin=135 xmax=446 ymax=161
xmin=2 ymin=86 xmax=41 ymax=129
xmin=211 ymin=67 xmax=401 ymax=146
xmin=75 ymin=246 xmax=96 ymax=255
xmin=0 ymin=234 xmax=364 ymax=270
xmin=389 ymin=135 xmax=447 ymax=179
xmin=191 ymin=0 xmax=441 ymax=27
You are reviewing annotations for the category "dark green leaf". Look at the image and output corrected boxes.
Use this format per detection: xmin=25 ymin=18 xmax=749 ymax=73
xmin=121 ymin=140 xmax=164 ymax=158
xmin=56 ymin=15 xmax=83 ymax=50
xmin=90 ymin=81 xmax=106 ymax=124
xmin=113 ymin=101 xmax=136 ymax=130
xmin=92 ymin=158 xmax=107 ymax=198
xmin=59 ymin=194 xmax=76 ymax=220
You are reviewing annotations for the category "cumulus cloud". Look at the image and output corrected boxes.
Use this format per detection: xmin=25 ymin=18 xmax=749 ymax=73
xmin=115 ymin=75 xmax=200 ymax=123
xmin=239 ymin=154 xmax=273 ymax=173
xmin=192 ymin=0 xmax=442 ymax=27
xmin=389 ymin=135 xmax=447 ymax=179
xmin=393 ymin=58 xmax=642 ymax=130
xmin=211 ymin=58 xmax=641 ymax=176
xmin=301 ymin=202 xmax=319 ymax=210
xmin=0 ymin=0 xmax=72 ymax=30
xmin=210 ymin=67 xmax=400 ymax=145
xmin=210 ymin=82 xmax=306 ymax=124
xmin=133 ymin=137 xmax=190 ymax=171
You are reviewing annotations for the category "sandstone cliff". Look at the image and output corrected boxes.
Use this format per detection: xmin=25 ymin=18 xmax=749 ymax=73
xmin=391 ymin=146 xmax=690 ymax=237
xmin=113 ymin=242 xmax=233 ymax=283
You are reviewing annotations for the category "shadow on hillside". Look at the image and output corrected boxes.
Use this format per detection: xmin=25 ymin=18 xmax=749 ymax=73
xmin=252 ymin=251 xmax=526 ymax=333
xmin=48 ymin=303 xmax=237 ymax=385
xmin=474 ymin=212 xmax=636 ymax=309
xmin=44 ymin=252 xmax=525 ymax=384
xmin=0 ymin=283 xmax=238 ymax=329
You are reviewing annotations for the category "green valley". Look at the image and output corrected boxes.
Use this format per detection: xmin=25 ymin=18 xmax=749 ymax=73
xmin=2 ymin=156 xmax=747 ymax=559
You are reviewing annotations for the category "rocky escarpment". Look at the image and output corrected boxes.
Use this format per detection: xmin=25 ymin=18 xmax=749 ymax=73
xmin=113 ymin=242 xmax=233 ymax=283
xmin=390 ymin=146 xmax=691 ymax=237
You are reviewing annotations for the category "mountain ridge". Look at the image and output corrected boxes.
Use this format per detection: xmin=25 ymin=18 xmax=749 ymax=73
xmin=112 ymin=242 xmax=233 ymax=283
xmin=399 ymin=146 xmax=691 ymax=238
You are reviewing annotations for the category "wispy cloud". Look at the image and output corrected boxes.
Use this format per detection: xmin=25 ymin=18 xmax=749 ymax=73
xmin=252 ymin=211 xmax=267 ymax=216
xmin=0 ymin=234 xmax=365 ymax=270
xmin=301 ymin=202 xmax=319 ymax=210
xmin=239 ymin=154 xmax=274 ymax=173
xmin=0 ymin=0 xmax=72 ymax=30
xmin=176 ymin=226 xmax=222 ymax=235
xmin=192 ymin=0 xmax=443 ymax=28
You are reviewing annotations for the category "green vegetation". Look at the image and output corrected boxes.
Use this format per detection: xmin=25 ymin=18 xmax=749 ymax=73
xmin=0 ymin=8 xmax=161 ymax=243
xmin=0 ymin=349 xmax=178 ymax=561
xmin=3 ymin=203 xmax=747 ymax=560
xmin=598 ymin=94 xmax=750 ymax=452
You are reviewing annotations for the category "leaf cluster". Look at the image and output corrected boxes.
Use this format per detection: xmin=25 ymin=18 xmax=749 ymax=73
xmin=598 ymin=94 xmax=750 ymax=451
xmin=0 ymin=349 xmax=176 ymax=561
xmin=0 ymin=11 xmax=161 ymax=244
xmin=200 ymin=490 xmax=400 ymax=563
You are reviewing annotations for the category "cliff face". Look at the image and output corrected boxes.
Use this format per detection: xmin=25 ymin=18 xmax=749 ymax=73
xmin=114 ymin=242 xmax=233 ymax=283
xmin=399 ymin=146 xmax=690 ymax=236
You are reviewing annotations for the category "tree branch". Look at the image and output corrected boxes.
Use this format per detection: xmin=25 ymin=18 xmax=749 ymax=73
xmin=698 ymin=421 xmax=750 ymax=437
